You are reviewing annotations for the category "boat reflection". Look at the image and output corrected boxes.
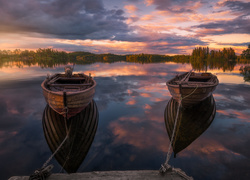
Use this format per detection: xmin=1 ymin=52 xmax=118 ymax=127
xmin=42 ymin=100 xmax=98 ymax=173
xmin=164 ymin=95 xmax=216 ymax=157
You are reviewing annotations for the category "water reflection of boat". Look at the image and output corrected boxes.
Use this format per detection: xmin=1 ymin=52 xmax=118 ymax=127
xmin=42 ymin=100 xmax=98 ymax=173
xmin=166 ymin=72 xmax=218 ymax=107
xmin=164 ymin=95 xmax=216 ymax=157
xmin=41 ymin=67 xmax=96 ymax=119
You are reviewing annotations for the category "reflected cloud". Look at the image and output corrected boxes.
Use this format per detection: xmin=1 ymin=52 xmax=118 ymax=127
xmin=143 ymin=104 xmax=152 ymax=109
xmin=126 ymin=98 xmax=137 ymax=105
xmin=217 ymin=109 xmax=250 ymax=122
xmin=140 ymin=93 xmax=152 ymax=97
xmin=109 ymin=119 xmax=168 ymax=152
xmin=1 ymin=62 xmax=250 ymax=180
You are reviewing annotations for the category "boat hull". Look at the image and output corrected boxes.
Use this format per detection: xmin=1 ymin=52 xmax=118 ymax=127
xmin=42 ymin=88 xmax=95 ymax=118
xmin=167 ymin=85 xmax=216 ymax=106
xmin=41 ymin=73 xmax=96 ymax=118
xmin=166 ymin=72 xmax=218 ymax=107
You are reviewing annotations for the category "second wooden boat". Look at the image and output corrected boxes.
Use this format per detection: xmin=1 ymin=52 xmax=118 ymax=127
xmin=41 ymin=67 xmax=96 ymax=119
xmin=166 ymin=71 xmax=218 ymax=107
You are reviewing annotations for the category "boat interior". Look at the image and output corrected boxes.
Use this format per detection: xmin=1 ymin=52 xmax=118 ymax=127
xmin=169 ymin=72 xmax=217 ymax=85
xmin=46 ymin=74 xmax=93 ymax=92
xmin=188 ymin=72 xmax=213 ymax=82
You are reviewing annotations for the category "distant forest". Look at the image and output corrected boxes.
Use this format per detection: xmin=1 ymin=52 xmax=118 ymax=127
xmin=0 ymin=45 xmax=250 ymax=70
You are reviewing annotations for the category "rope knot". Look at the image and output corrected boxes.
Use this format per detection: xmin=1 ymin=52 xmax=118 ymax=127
xmin=29 ymin=165 xmax=53 ymax=180
xmin=159 ymin=163 xmax=172 ymax=174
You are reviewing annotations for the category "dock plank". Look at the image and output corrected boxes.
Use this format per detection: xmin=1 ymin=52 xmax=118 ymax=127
xmin=9 ymin=170 xmax=192 ymax=180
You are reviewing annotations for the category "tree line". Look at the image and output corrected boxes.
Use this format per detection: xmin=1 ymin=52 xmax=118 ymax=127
xmin=240 ymin=44 xmax=250 ymax=60
xmin=1 ymin=45 xmax=249 ymax=69
xmin=191 ymin=47 xmax=237 ymax=61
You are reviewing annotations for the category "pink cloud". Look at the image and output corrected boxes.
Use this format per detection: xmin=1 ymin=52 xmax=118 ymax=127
xmin=124 ymin=5 xmax=139 ymax=13
xmin=144 ymin=104 xmax=152 ymax=110
xmin=126 ymin=98 xmax=137 ymax=105
xmin=141 ymin=15 xmax=154 ymax=21
xmin=140 ymin=93 xmax=152 ymax=97
xmin=119 ymin=116 xmax=142 ymax=123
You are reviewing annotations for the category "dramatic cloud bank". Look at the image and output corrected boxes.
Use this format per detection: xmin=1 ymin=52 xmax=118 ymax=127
xmin=0 ymin=0 xmax=249 ymax=54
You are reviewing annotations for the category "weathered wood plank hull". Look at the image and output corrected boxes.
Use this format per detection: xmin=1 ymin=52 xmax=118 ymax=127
xmin=166 ymin=72 xmax=218 ymax=107
xmin=41 ymin=73 xmax=96 ymax=118
xmin=168 ymin=86 xmax=216 ymax=106
xmin=164 ymin=95 xmax=216 ymax=156
xmin=42 ymin=100 xmax=99 ymax=173
xmin=42 ymin=89 xmax=95 ymax=118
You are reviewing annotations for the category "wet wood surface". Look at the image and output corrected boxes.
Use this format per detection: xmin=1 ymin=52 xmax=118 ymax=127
xmin=9 ymin=170 xmax=191 ymax=180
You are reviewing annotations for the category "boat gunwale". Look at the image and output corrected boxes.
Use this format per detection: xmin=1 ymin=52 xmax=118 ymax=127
xmin=41 ymin=73 xmax=97 ymax=96
xmin=166 ymin=72 xmax=219 ymax=88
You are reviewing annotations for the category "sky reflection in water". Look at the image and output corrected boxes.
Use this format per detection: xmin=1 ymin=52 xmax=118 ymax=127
xmin=0 ymin=62 xmax=249 ymax=180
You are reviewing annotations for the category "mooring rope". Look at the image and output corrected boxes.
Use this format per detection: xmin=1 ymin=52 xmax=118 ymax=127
xmin=29 ymin=91 xmax=70 ymax=180
xmin=59 ymin=114 xmax=79 ymax=173
xmin=159 ymin=98 xmax=182 ymax=173
xmin=159 ymin=83 xmax=198 ymax=179
xmin=182 ymin=84 xmax=199 ymax=100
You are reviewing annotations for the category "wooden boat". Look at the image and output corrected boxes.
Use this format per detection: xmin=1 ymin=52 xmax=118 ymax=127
xmin=166 ymin=71 xmax=218 ymax=107
xmin=41 ymin=67 xmax=96 ymax=119
xmin=164 ymin=95 xmax=216 ymax=157
xmin=42 ymin=100 xmax=98 ymax=173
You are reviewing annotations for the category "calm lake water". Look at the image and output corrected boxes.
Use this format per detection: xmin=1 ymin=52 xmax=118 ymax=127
xmin=0 ymin=61 xmax=249 ymax=180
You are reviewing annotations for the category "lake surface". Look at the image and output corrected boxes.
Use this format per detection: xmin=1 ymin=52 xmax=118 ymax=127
xmin=0 ymin=61 xmax=249 ymax=180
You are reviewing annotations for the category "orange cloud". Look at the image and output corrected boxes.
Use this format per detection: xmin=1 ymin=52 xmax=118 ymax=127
xmin=217 ymin=109 xmax=250 ymax=122
xmin=178 ymin=136 xmax=242 ymax=161
xmin=127 ymin=89 xmax=132 ymax=95
xmin=138 ymin=85 xmax=170 ymax=98
xmin=119 ymin=116 xmax=142 ymax=123
xmin=141 ymin=15 xmax=154 ymax=21
xmin=144 ymin=0 xmax=154 ymax=6
xmin=136 ymin=24 xmax=176 ymax=34
xmin=194 ymin=28 xmax=225 ymax=37
xmin=144 ymin=104 xmax=152 ymax=110
xmin=88 ymin=64 xmax=148 ymax=77
xmin=151 ymin=97 xmax=166 ymax=102
xmin=140 ymin=93 xmax=152 ymax=97
xmin=124 ymin=5 xmax=139 ymax=13
xmin=126 ymin=98 xmax=137 ymax=105
xmin=109 ymin=120 xmax=168 ymax=152
xmin=57 ymin=39 xmax=147 ymax=54
xmin=165 ymin=17 xmax=189 ymax=23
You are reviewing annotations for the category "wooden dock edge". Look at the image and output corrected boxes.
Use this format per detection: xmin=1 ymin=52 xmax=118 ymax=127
xmin=9 ymin=170 xmax=192 ymax=180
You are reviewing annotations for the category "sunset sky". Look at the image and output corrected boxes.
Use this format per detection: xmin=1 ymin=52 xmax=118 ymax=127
xmin=0 ymin=0 xmax=249 ymax=55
